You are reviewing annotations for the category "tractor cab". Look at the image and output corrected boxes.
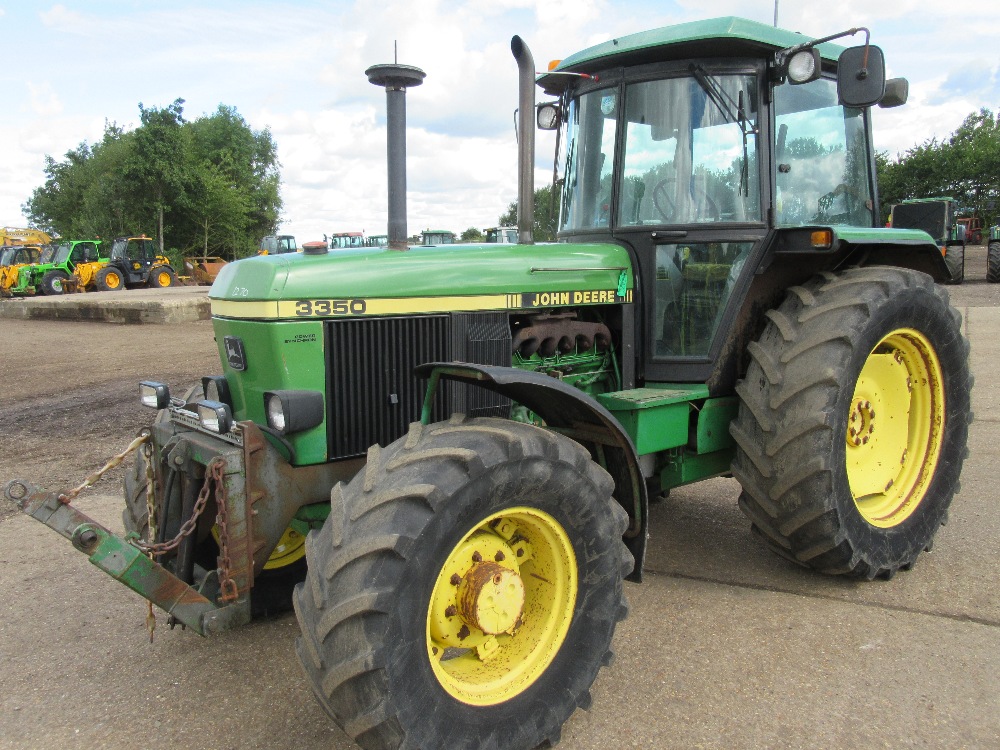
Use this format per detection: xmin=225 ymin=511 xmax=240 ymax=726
xmin=258 ymin=234 xmax=298 ymax=255
xmin=537 ymin=17 xmax=925 ymax=388
xmin=53 ymin=240 xmax=102 ymax=268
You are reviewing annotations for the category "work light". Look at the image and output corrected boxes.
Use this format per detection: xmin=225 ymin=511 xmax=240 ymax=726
xmin=786 ymin=49 xmax=821 ymax=84
xmin=202 ymin=376 xmax=231 ymax=405
xmin=264 ymin=390 xmax=324 ymax=435
xmin=139 ymin=381 xmax=170 ymax=409
xmin=196 ymin=400 xmax=233 ymax=434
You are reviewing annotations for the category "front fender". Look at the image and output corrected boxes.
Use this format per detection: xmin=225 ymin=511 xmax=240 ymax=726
xmin=415 ymin=362 xmax=647 ymax=582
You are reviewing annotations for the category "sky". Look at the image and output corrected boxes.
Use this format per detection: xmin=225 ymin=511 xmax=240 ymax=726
xmin=2 ymin=1 xmax=999 ymax=246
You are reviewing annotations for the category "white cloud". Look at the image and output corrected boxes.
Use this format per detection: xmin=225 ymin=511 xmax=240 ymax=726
xmin=4 ymin=0 xmax=1000 ymax=234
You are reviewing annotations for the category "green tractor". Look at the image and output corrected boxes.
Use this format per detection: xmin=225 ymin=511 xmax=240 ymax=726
xmin=4 ymin=16 xmax=972 ymax=750
xmin=888 ymin=197 xmax=966 ymax=283
xmin=10 ymin=239 xmax=105 ymax=295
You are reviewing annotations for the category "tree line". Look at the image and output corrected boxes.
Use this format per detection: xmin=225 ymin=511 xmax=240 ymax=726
xmin=877 ymin=107 xmax=1000 ymax=226
xmin=23 ymin=98 xmax=281 ymax=262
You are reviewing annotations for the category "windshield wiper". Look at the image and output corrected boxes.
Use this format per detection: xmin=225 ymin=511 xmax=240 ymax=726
xmin=689 ymin=64 xmax=757 ymax=195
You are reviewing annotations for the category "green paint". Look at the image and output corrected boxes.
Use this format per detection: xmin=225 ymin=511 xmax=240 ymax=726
xmin=547 ymin=16 xmax=845 ymax=79
xmin=211 ymin=318 xmax=328 ymax=465
xmin=598 ymin=385 xmax=708 ymax=455
xmin=210 ymin=242 xmax=633 ymax=303
xmin=659 ymin=448 xmax=735 ymax=490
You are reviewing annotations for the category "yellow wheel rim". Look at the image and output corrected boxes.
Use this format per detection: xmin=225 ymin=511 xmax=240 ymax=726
xmin=846 ymin=328 xmax=945 ymax=528
xmin=156 ymin=270 xmax=172 ymax=286
xmin=106 ymin=272 xmax=121 ymax=289
xmin=211 ymin=524 xmax=306 ymax=570
xmin=426 ymin=507 xmax=577 ymax=706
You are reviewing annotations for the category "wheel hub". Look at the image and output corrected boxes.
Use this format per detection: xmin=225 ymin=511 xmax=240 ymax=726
xmin=847 ymin=398 xmax=876 ymax=446
xmin=456 ymin=561 xmax=525 ymax=635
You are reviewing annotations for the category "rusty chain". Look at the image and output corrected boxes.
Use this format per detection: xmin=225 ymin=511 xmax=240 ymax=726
xmin=214 ymin=469 xmax=239 ymax=603
xmin=143 ymin=438 xmax=158 ymax=642
xmin=59 ymin=430 xmax=239 ymax=611
xmin=58 ymin=432 xmax=151 ymax=504
xmin=132 ymin=458 xmax=224 ymax=556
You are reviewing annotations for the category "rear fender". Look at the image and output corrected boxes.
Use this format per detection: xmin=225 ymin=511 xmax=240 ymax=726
xmin=415 ymin=362 xmax=648 ymax=581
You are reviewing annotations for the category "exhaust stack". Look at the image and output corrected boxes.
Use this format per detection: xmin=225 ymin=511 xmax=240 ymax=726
xmin=511 ymin=36 xmax=535 ymax=245
xmin=366 ymin=63 xmax=426 ymax=251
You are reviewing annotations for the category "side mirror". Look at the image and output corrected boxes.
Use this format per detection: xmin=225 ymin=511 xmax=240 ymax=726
xmin=536 ymin=102 xmax=561 ymax=130
xmin=838 ymin=45 xmax=886 ymax=108
xmin=879 ymin=78 xmax=909 ymax=108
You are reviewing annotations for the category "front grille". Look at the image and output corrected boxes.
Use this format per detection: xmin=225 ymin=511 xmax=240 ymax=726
xmin=326 ymin=313 xmax=511 ymax=460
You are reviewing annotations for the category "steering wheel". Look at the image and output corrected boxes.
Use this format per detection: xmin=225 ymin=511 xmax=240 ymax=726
xmin=652 ymin=177 xmax=720 ymax=222
xmin=817 ymin=183 xmax=873 ymax=222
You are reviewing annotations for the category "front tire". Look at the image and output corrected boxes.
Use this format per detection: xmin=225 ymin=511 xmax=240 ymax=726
xmin=987 ymin=241 xmax=1000 ymax=283
xmin=944 ymin=243 xmax=965 ymax=284
xmin=731 ymin=267 xmax=971 ymax=579
xmin=294 ymin=416 xmax=631 ymax=750
xmin=40 ymin=269 xmax=70 ymax=295
xmin=95 ymin=265 xmax=125 ymax=291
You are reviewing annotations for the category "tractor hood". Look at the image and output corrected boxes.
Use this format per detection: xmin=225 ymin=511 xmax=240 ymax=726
xmin=209 ymin=242 xmax=634 ymax=320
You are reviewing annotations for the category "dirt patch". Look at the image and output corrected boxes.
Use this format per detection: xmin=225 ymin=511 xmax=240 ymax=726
xmin=0 ymin=318 xmax=219 ymax=520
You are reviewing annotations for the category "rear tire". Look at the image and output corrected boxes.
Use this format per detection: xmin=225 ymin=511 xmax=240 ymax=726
xmin=944 ymin=243 xmax=965 ymax=284
xmin=148 ymin=266 xmax=177 ymax=288
xmin=987 ymin=242 xmax=1000 ymax=283
xmin=730 ymin=267 xmax=971 ymax=579
xmin=294 ymin=416 xmax=631 ymax=750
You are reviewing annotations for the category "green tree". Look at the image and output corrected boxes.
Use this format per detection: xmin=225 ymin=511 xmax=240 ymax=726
xmin=126 ymin=98 xmax=192 ymax=255
xmin=22 ymin=100 xmax=283 ymax=259
xmin=498 ymin=183 xmax=562 ymax=241
xmin=876 ymin=108 xmax=1000 ymax=226
xmin=461 ymin=227 xmax=484 ymax=242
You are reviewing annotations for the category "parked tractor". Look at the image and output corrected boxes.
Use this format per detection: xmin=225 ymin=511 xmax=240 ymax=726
xmin=888 ymin=197 xmax=965 ymax=283
xmin=957 ymin=216 xmax=984 ymax=245
xmin=4 ymin=17 xmax=972 ymax=750
xmin=485 ymin=226 xmax=518 ymax=243
xmin=8 ymin=239 xmax=105 ymax=295
xmin=258 ymin=234 xmax=297 ymax=255
xmin=81 ymin=235 xmax=178 ymax=291
xmin=0 ymin=244 xmax=43 ymax=296
xmin=327 ymin=231 xmax=366 ymax=249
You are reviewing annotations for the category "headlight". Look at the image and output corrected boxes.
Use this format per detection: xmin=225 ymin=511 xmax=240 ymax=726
xmin=202 ymin=375 xmax=231 ymax=405
xmin=196 ymin=400 xmax=233 ymax=434
xmin=264 ymin=390 xmax=324 ymax=435
xmin=140 ymin=381 xmax=170 ymax=409
xmin=787 ymin=49 xmax=821 ymax=84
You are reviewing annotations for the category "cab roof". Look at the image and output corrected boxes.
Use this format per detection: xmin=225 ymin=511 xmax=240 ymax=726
xmin=539 ymin=16 xmax=845 ymax=91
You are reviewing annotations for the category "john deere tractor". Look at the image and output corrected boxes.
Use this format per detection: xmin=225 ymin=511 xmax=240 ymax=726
xmin=889 ymin=197 xmax=966 ymax=283
xmin=4 ymin=17 xmax=971 ymax=750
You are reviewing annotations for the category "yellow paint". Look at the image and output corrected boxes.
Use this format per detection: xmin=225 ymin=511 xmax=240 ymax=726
xmin=426 ymin=507 xmax=577 ymax=706
xmin=847 ymin=328 xmax=945 ymax=528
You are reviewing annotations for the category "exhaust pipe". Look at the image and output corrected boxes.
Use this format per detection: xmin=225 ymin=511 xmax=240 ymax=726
xmin=511 ymin=36 xmax=535 ymax=245
xmin=366 ymin=63 xmax=426 ymax=251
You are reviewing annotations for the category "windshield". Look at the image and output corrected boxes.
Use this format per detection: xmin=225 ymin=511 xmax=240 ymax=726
xmin=0 ymin=248 xmax=12 ymax=265
xmin=560 ymin=72 xmax=760 ymax=231
xmin=773 ymin=77 xmax=873 ymax=226
xmin=54 ymin=244 xmax=73 ymax=264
